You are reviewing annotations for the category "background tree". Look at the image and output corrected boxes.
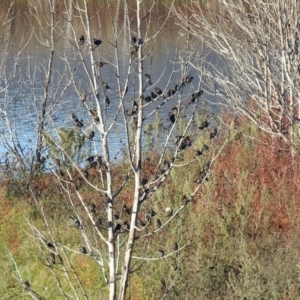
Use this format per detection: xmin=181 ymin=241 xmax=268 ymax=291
xmin=175 ymin=0 xmax=300 ymax=149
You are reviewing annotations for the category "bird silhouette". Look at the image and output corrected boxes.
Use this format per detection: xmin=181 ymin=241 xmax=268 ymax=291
xmin=95 ymin=218 xmax=102 ymax=228
xmin=151 ymin=91 xmax=157 ymax=99
xmin=144 ymin=95 xmax=152 ymax=103
xmin=89 ymin=131 xmax=95 ymax=140
xmin=93 ymin=38 xmax=102 ymax=47
xmin=156 ymin=219 xmax=162 ymax=229
xmin=195 ymin=150 xmax=203 ymax=156
xmin=155 ymin=87 xmax=163 ymax=95
xmin=24 ymin=280 xmax=30 ymax=290
xmin=169 ymin=112 xmax=176 ymax=124
xmin=105 ymin=95 xmax=110 ymax=107
xmin=173 ymin=242 xmax=178 ymax=251
xmin=163 ymin=89 xmax=171 ymax=98
xmin=188 ymin=93 xmax=196 ymax=104
xmin=172 ymin=84 xmax=178 ymax=95
xmin=83 ymin=169 xmax=89 ymax=179
xmin=80 ymin=246 xmax=87 ymax=254
xmin=210 ymin=128 xmax=218 ymax=139
xmin=102 ymin=82 xmax=111 ymax=91
xmin=196 ymin=89 xmax=204 ymax=97
xmin=184 ymin=76 xmax=194 ymax=83
xmin=79 ymin=35 xmax=85 ymax=45
xmin=95 ymin=61 xmax=107 ymax=68
xmin=145 ymin=74 xmax=152 ymax=85
xmin=131 ymin=35 xmax=137 ymax=44
xmin=86 ymin=155 xmax=94 ymax=163
xmin=199 ymin=120 xmax=209 ymax=130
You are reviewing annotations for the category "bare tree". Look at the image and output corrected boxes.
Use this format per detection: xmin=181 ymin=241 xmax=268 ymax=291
xmin=175 ymin=0 xmax=300 ymax=148
xmin=5 ymin=0 xmax=229 ymax=299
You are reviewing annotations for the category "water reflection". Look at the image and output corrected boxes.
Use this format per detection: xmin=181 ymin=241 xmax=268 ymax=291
xmin=0 ymin=1 xmax=211 ymax=161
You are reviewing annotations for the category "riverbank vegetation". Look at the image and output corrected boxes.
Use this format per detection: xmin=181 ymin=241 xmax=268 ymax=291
xmin=1 ymin=116 xmax=300 ymax=299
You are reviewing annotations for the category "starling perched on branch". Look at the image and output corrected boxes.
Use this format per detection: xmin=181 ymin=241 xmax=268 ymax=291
xmin=173 ymin=242 xmax=179 ymax=251
xmin=79 ymin=35 xmax=85 ymax=45
xmin=93 ymin=38 xmax=102 ymax=47
xmin=199 ymin=120 xmax=209 ymax=130
xmin=145 ymin=74 xmax=152 ymax=85
xmin=105 ymin=95 xmax=110 ymax=107
xmin=163 ymin=89 xmax=171 ymax=98
xmin=156 ymin=219 xmax=162 ymax=229
xmin=131 ymin=35 xmax=137 ymax=44
xmin=80 ymin=246 xmax=87 ymax=254
xmin=184 ymin=76 xmax=194 ymax=83
xmin=158 ymin=249 xmax=164 ymax=257
xmin=144 ymin=95 xmax=152 ymax=103
xmin=155 ymin=87 xmax=163 ymax=95
xmin=169 ymin=112 xmax=176 ymax=124
xmin=24 ymin=280 xmax=30 ymax=290
xmin=172 ymin=84 xmax=178 ymax=95
xmin=188 ymin=93 xmax=196 ymax=104
xmin=151 ymin=91 xmax=157 ymax=99
xmin=102 ymin=82 xmax=111 ymax=91
xmin=89 ymin=131 xmax=95 ymax=140
xmin=210 ymin=128 xmax=218 ymax=139
xmin=95 ymin=61 xmax=107 ymax=68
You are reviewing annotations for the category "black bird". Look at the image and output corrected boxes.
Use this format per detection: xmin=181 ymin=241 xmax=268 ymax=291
xmin=188 ymin=93 xmax=196 ymax=104
xmin=174 ymin=135 xmax=184 ymax=145
xmin=173 ymin=242 xmax=178 ymax=251
xmin=79 ymin=35 xmax=85 ymax=45
xmin=94 ymin=61 xmax=107 ymax=68
xmin=202 ymin=144 xmax=209 ymax=152
xmin=80 ymin=90 xmax=87 ymax=102
xmin=145 ymin=74 xmax=152 ymax=85
xmin=172 ymin=84 xmax=178 ymax=95
xmin=90 ymin=109 xmax=99 ymax=122
xmin=123 ymin=205 xmax=131 ymax=216
xmin=24 ymin=280 xmax=30 ymax=290
xmin=89 ymin=131 xmax=95 ymax=140
xmin=199 ymin=120 xmax=209 ymax=130
xmin=90 ymin=203 xmax=96 ymax=213
xmin=182 ymin=195 xmax=191 ymax=205
xmin=158 ymin=249 xmax=164 ymax=257
xmin=131 ymin=35 xmax=137 ymax=44
xmin=184 ymin=76 xmax=194 ymax=83
xmin=120 ymin=86 xmax=128 ymax=97
xmin=50 ymin=253 xmax=55 ymax=265
xmin=105 ymin=96 xmax=110 ymax=107
xmin=93 ymin=38 xmax=102 ymax=47
xmin=196 ymin=89 xmax=204 ymax=97
xmin=95 ymin=218 xmax=102 ymax=228
xmin=123 ymin=221 xmax=130 ymax=231
xmin=210 ymin=128 xmax=218 ymax=139
xmin=151 ymin=91 xmax=157 ymax=99
xmin=75 ymin=119 xmax=84 ymax=128
xmin=163 ymin=89 xmax=171 ymax=98
xmin=102 ymin=82 xmax=111 ymax=91
xmin=156 ymin=219 xmax=162 ymax=229
xmin=80 ymin=246 xmax=87 ymax=254
xmin=86 ymin=155 xmax=94 ymax=163
xmin=72 ymin=112 xmax=78 ymax=121
xmin=144 ymin=95 xmax=152 ymax=103
xmin=169 ymin=112 xmax=176 ymax=124
xmin=195 ymin=150 xmax=203 ymax=156
xmin=141 ymin=177 xmax=147 ymax=185
xmin=113 ymin=223 xmax=121 ymax=238
xmin=70 ymin=216 xmax=82 ymax=229
xmin=47 ymin=240 xmax=55 ymax=249
xmin=83 ymin=169 xmax=89 ymax=179
xmin=155 ymin=87 xmax=163 ymax=95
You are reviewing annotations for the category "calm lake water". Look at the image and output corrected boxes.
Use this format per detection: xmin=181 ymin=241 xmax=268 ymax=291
xmin=0 ymin=1 xmax=216 ymax=163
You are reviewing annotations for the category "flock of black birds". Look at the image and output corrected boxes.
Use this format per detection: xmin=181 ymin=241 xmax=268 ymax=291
xmin=47 ymin=34 xmax=218 ymax=261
